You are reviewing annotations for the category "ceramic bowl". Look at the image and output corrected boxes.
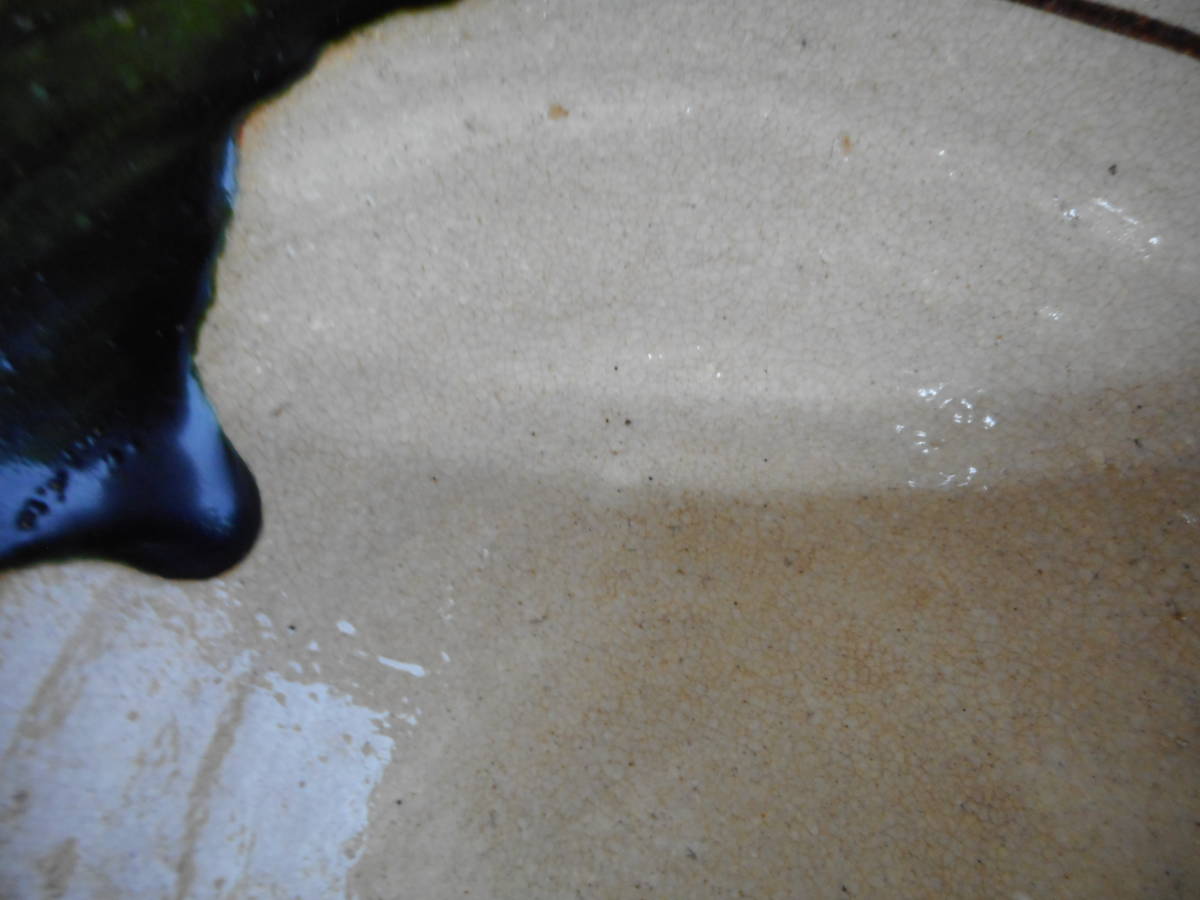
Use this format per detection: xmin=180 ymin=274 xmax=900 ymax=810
xmin=2 ymin=1 xmax=1198 ymax=896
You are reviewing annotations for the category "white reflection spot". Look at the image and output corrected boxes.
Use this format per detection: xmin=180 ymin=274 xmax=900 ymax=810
xmin=377 ymin=657 xmax=426 ymax=678
xmin=900 ymin=384 xmax=997 ymax=490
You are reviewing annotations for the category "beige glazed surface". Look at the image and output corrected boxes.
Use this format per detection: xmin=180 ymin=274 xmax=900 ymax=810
xmin=2 ymin=0 xmax=1199 ymax=897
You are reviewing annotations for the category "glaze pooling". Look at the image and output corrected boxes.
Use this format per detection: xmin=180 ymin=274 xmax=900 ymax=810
xmin=0 ymin=1 xmax=446 ymax=578
xmin=0 ymin=130 xmax=257 ymax=577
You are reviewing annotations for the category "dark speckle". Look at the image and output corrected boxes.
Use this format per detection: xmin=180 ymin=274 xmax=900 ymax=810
xmin=15 ymin=498 xmax=49 ymax=531
xmin=1108 ymin=163 xmax=1118 ymax=175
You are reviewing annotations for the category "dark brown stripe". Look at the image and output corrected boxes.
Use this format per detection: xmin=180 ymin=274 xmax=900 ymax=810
xmin=1003 ymin=0 xmax=1200 ymax=60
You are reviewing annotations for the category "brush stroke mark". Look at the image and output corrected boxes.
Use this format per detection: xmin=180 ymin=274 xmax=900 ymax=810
xmin=173 ymin=681 xmax=252 ymax=900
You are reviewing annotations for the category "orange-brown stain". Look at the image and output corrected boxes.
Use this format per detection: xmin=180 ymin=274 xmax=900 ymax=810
xmin=548 ymin=103 xmax=570 ymax=120
xmin=357 ymin=381 xmax=1200 ymax=897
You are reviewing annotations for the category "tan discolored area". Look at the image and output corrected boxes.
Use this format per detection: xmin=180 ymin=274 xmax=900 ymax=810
xmin=351 ymin=451 xmax=1199 ymax=898
xmin=36 ymin=837 xmax=78 ymax=900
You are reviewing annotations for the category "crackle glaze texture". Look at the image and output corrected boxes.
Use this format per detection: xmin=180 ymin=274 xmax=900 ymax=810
xmin=2 ymin=0 xmax=1198 ymax=897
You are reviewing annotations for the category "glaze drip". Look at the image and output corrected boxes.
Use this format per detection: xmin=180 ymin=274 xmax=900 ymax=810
xmin=0 ymin=1 xmax=447 ymax=578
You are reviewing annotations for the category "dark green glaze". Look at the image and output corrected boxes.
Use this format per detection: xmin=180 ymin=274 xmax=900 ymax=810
xmin=0 ymin=0 xmax=447 ymax=578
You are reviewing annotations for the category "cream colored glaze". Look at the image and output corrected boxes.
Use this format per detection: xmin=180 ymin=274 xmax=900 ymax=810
xmin=2 ymin=0 xmax=1198 ymax=897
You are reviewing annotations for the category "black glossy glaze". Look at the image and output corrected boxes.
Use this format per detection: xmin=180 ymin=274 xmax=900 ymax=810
xmin=0 ymin=1 xmax=447 ymax=579
xmin=0 ymin=136 xmax=259 ymax=578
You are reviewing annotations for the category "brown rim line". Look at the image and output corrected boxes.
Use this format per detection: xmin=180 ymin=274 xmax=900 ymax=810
xmin=1003 ymin=0 xmax=1200 ymax=60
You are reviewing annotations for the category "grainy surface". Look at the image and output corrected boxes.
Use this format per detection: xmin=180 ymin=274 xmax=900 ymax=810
xmin=2 ymin=0 xmax=1198 ymax=897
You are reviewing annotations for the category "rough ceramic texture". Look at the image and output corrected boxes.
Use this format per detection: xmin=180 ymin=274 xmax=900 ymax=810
xmin=2 ymin=0 xmax=1198 ymax=897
